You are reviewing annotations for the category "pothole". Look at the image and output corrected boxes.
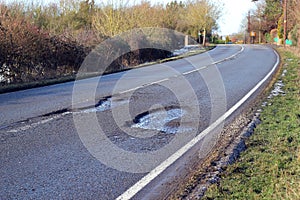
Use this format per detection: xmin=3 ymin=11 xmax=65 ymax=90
xmin=74 ymin=96 xmax=129 ymax=114
xmin=131 ymin=107 xmax=191 ymax=134
xmin=79 ymin=98 xmax=112 ymax=113
xmin=4 ymin=96 xmax=127 ymax=134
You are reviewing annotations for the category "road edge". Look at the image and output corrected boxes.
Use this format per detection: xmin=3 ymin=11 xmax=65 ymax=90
xmin=116 ymin=46 xmax=280 ymax=200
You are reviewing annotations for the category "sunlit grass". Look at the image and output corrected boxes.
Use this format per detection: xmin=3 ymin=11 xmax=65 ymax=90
xmin=203 ymin=49 xmax=300 ymax=200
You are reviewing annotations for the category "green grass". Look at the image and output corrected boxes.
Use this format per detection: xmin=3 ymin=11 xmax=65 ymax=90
xmin=203 ymin=49 xmax=300 ymax=200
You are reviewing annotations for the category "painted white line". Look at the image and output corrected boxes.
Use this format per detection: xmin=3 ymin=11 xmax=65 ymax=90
xmin=116 ymin=48 xmax=280 ymax=200
xmin=212 ymin=45 xmax=245 ymax=65
xmin=183 ymin=66 xmax=207 ymax=75
xmin=182 ymin=70 xmax=196 ymax=75
xmin=197 ymin=66 xmax=208 ymax=71
xmin=119 ymin=86 xmax=143 ymax=94
xmin=118 ymin=79 xmax=170 ymax=95
xmin=7 ymin=112 xmax=71 ymax=133
xmin=117 ymin=45 xmax=244 ymax=96
xmin=148 ymin=78 xmax=169 ymax=85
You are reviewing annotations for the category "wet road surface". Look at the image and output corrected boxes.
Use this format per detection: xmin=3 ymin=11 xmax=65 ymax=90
xmin=0 ymin=45 xmax=279 ymax=199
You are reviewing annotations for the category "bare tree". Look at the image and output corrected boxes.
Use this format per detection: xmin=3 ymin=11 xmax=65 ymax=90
xmin=92 ymin=0 xmax=131 ymax=38
xmin=181 ymin=0 xmax=221 ymax=38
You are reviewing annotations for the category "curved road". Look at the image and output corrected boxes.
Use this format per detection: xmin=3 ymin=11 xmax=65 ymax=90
xmin=0 ymin=45 xmax=279 ymax=199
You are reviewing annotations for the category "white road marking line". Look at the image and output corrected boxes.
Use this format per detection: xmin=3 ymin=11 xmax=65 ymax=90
xmin=117 ymin=45 xmax=244 ymax=95
xmin=116 ymin=48 xmax=280 ymax=200
xmin=148 ymin=78 xmax=169 ymax=85
xmin=182 ymin=66 xmax=207 ymax=75
xmin=213 ymin=45 xmax=245 ymax=65
xmin=119 ymin=86 xmax=143 ymax=94
xmin=7 ymin=112 xmax=71 ymax=133
xmin=117 ymin=79 xmax=170 ymax=95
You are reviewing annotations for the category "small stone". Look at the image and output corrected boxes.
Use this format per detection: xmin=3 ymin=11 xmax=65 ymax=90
xmin=287 ymin=136 xmax=293 ymax=143
xmin=211 ymin=161 xmax=218 ymax=166
xmin=209 ymin=176 xmax=220 ymax=184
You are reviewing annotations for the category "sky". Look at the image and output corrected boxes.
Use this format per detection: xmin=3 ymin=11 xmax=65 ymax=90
xmin=216 ymin=0 xmax=257 ymax=35
xmin=4 ymin=0 xmax=257 ymax=36
xmin=142 ymin=0 xmax=257 ymax=35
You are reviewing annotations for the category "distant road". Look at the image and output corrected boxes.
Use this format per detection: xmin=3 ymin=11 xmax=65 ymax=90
xmin=0 ymin=45 xmax=279 ymax=199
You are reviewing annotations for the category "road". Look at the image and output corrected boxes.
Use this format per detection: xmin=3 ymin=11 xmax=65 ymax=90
xmin=0 ymin=45 xmax=279 ymax=199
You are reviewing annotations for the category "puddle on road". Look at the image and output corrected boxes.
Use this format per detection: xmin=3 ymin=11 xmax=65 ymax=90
xmin=132 ymin=107 xmax=190 ymax=134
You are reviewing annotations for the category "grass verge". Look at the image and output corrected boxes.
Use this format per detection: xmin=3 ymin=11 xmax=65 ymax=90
xmin=203 ymin=49 xmax=300 ymax=199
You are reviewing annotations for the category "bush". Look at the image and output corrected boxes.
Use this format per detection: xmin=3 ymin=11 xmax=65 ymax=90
xmin=0 ymin=5 xmax=87 ymax=85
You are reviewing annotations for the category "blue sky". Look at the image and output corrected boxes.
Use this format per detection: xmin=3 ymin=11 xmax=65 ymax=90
xmin=3 ymin=0 xmax=257 ymax=35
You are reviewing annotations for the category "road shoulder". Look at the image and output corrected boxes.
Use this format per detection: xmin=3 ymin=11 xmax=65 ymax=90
xmin=170 ymin=48 xmax=300 ymax=199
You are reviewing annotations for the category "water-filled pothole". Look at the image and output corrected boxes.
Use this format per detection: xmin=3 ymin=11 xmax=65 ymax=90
xmin=132 ymin=107 xmax=190 ymax=134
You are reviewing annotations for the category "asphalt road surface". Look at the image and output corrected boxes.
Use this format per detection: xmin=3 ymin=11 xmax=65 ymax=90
xmin=0 ymin=45 xmax=279 ymax=199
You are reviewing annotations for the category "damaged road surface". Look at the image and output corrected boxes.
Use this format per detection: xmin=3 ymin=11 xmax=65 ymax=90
xmin=0 ymin=45 xmax=279 ymax=199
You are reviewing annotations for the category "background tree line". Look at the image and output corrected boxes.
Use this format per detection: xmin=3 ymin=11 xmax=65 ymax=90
xmin=0 ymin=0 xmax=221 ymax=86
xmin=236 ymin=0 xmax=300 ymax=47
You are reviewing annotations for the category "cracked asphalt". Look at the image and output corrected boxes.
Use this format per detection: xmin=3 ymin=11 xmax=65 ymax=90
xmin=0 ymin=45 xmax=279 ymax=199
